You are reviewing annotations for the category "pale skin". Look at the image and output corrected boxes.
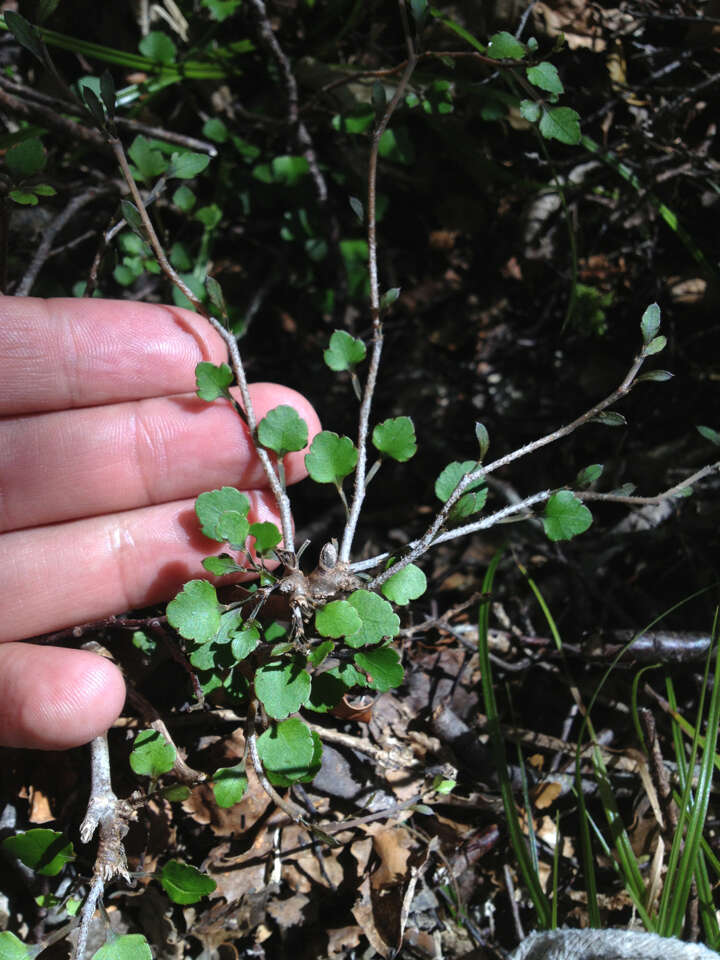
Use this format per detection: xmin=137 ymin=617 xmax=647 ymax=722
xmin=0 ymin=296 xmax=320 ymax=751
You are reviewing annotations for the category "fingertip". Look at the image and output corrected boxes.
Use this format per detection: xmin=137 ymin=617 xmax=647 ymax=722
xmin=0 ymin=645 xmax=126 ymax=750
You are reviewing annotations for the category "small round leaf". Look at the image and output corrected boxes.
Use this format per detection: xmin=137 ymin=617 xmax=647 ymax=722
xmin=196 ymin=487 xmax=250 ymax=541
xmin=257 ymin=405 xmax=309 ymax=456
xmin=257 ymin=717 xmax=316 ymax=783
xmin=346 ymin=590 xmax=400 ymax=648
xmin=381 ymin=563 xmax=427 ymax=606
xmin=166 ymin=579 xmax=221 ymax=643
xmin=354 ymin=646 xmax=404 ymax=692
xmin=255 ymin=657 xmax=311 ymax=719
xmin=91 ymin=935 xmax=152 ymax=960
xmin=195 ymin=361 xmax=232 ymax=401
xmin=372 ymin=417 xmax=417 ymax=462
xmin=324 ymin=330 xmax=366 ymax=371
xmin=2 ymin=829 xmax=75 ymax=877
xmin=543 ymin=491 xmax=593 ymax=542
xmin=129 ymin=730 xmax=176 ymax=778
xmin=435 ymin=460 xmax=483 ymax=502
xmin=212 ymin=764 xmax=249 ymax=808
xmin=305 ymin=431 xmax=358 ymax=484
xmin=315 ymin=600 xmax=362 ymax=639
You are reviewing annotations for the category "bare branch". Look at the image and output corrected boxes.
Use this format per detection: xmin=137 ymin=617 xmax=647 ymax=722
xmin=340 ymin=1 xmax=418 ymax=563
xmin=575 ymin=460 xmax=720 ymax=505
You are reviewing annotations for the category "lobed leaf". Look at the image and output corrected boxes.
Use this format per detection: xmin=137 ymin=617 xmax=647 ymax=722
xmin=129 ymin=730 xmax=176 ymax=778
xmin=315 ymin=600 xmax=362 ymax=639
xmin=306 ymin=672 xmax=346 ymax=713
xmin=249 ymin=521 xmax=282 ymax=554
xmin=543 ymin=491 xmax=593 ymax=542
xmin=0 ymin=932 xmax=30 ymax=960
xmin=231 ymin=625 xmax=260 ymax=661
xmin=526 ymin=62 xmax=564 ymax=95
xmin=520 ymin=99 xmax=541 ymax=123
xmin=166 ymin=579 xmax=222 ymax=643
xmin=195 ymin=487 xmax=250 ymax=541
xmin=324 ymin=330 xmax=366 ymax=371
xmin=257 ymin=717 xmax=317 ymax=784
xmin=354 ymin=646 xmax=404 ymax=692
xmin=255 ymin=657 xmax=311 ymax=719
xmin=381 ymin=563 xmax=427 ymax=606
xmin=539 ymin=106 xmax=581 ymax=145
xmin=372 ymin=416 xmax=417 ymax=462
xmin=345 ymin=590 xmax=400 ymax=648
xmin=435 ymin=460 xmax=483 ymax=502
xmin=257 ymin=405 xmax=308 ymax=456
xmin=202 ymin=554 xmax=246 ymax=576
xmin=168 ymin=152 xmax=211 ymax=180
xmin=305 ymin=431 xmax=358 ymax=484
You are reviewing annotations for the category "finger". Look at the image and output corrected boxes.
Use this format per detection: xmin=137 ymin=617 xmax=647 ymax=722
xmin=0 ymin=644 xmax=126 ymax=750
xmin=0 ymin=296 xmax=227 ymax=415
xmin=0 ymin=382 xmax=320 ymax=532
xmin=0 ymin=491 xmax=282 ymax=643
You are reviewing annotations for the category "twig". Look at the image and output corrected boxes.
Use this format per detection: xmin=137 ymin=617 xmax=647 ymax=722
xmin=246 ymin=701 xmax=308 ymax=824
xmin=575 ymin=461 xmax=720 ymax=505
xmin=0 ymin=84 xmax=106 ymax=148
xmin=339 ymin=0 xmax=418 ymax=563
xmin=365 ymin=347 xmax=658 ymax=588
xmin=15 ymin=187 xmax=115 ymax=296
xmin=247 ymin=0 xmax=327 ymax=203
xmin=75 ymin=734 xmax=136 ymax=960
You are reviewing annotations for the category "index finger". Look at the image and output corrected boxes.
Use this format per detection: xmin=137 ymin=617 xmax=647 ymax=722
xmin=0 ymin=296 xmax=227 ymax=415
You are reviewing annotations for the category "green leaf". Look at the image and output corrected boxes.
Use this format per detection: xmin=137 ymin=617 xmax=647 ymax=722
xmin=195 ymin=361 xmax=233 ymax=401
xmin=4 ymin=12 xmax=44 ymax=62
xmin=166 ymin=579 xmax=221 ymax=643
xmin=129 ymin=729 xmax=176 ymax=778
xmin=520 ymin=99 xmax=542 ymax=123
xmin=33 ymin=183 xmax=56 ymax=197
xmin=345 ymin=590 xmax=400 ymax=648
xmin=2 ymin=829 xmax=75 ymax=877
xmin=611 ymin=483 xmax=636 ymax=496
xmin=435 ymin=460 xmax=483 ymax=502
xmin=433 ymin=776 xmax=456 ymax=795
xmin=306 ymin=671 xmax=345 ymax=713
xmin=249 ymin=522 xmax=282 ymax=554
xmin=6 ymin=137 xmax=46 ymax=178
xmin=257 ymin=717 xmax=316 ymax=783
xmin=380 ymin=287 xmax=401 ymax=310
xmin=212 ymin=764 xmax=248 ymax=807
xmin=168 ymin=151 xmax=211 ymax=180
xmin=539 ymin=106 xmax=581 ymax=145
xmin=324 ymin=330 xmax=366 ymax=371
xmin=487 ymin=31 xmax=526 ymax=60
xmin=271 ymin=154 xmax=310 ymax=186
xmin=475 ymin=422 xmax=490 ymax=459
xmin=202 ymin=0 xmax=243 ymax=21
xmin=231 ymin=625 xmax=260 ymax=661
xmin=173 ymin=185 xmax=196 ymax=212
xmin=526 ymin=62 xmax=563 ymax=95
xmin=349 ymin=195 xmax=364 ymax=222
xmin=162 ymin=784 xmax=190 ymax=802
xmin=308 ymin=639 xmax=335 ymax=667
xmin=640 ymin=302 xmax=661 ymax=344
xmin=91 ymin=935 xmax=152 ymax=960
xmin=202 ymin=554 xmax=245 ymax=576
xmin=592 ymin=411 xmax=627 ymax=427
xmin=196 ymin=487 xmax=250 ymax=541
xmin=543 ymin=491 xmax=593 ymax=542
xmin=100 ymin=70 xmax=116 ymax=118
xmin=255 ymin=657 xmax=311 ymax=719
xmin=205 ymin=275 xmax=226 ymax=315
xmin=160 ymin=861 xmax=216 ymax=905
xmin=216 ymin=510 xmax=249 ymax=548
xmin=450 ymin=488 xmax=488 ymax=521
xmin=203 ymin=117 xmax=228 ymax=142
xmin=120 ymin=199 xmax=145 ymax=236
xmin=643 ymin=335 xmax=666 ymax=356
xmin=305 ymin=431 xmax=358 ymax=484
xmin=9 ymin=190 xmax=38 ymax=206
xmin=381 ymin=563 xmax=427 ymax=606
xmin=575 ymin=464 xmax=603 ymax=487
xmin=697 ymin=425 xmax=720 ymax=446
xmin=0 ymin=932 xmax=30 ymax=960
xmin=354 ymin=646 xmax=404 ymax=692
xmin=636 ymin=370 xmax=673 ymax=383
xmin=372 ymin=417 xmax=417 ymax=462
xmin=257 ymin=405 xmax=309 ymax=456
xmin=138 ymin=31 xmax=176 ymax=63
xmin=330 ymin=662 xmax=367 ymax=689
xmin=128 ymin=135 xmax=168 ymax=181
xmin=315 ymin=600 xmax=362 ymax=639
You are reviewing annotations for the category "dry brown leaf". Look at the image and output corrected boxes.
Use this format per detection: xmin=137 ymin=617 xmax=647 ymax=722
xmin=266 ymin=892 xmax=311 ymax=930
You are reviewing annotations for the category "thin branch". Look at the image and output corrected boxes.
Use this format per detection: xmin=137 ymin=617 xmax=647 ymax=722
xmin=16 ymin=187 xmax=115 ymax=296
xmin=574 ymin=460 xmax=720 ymax=505
xmin=247 ymin=0 xmax=327 ymax=203
xmin=368 ymin=350 xmax=647 ymax=587
xmin=339 ymin=1 xmax=418 ymax=563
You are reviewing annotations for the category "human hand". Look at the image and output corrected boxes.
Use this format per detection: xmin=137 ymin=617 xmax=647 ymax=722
xmin=0 ymin=297 xmax=320 ymax=750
